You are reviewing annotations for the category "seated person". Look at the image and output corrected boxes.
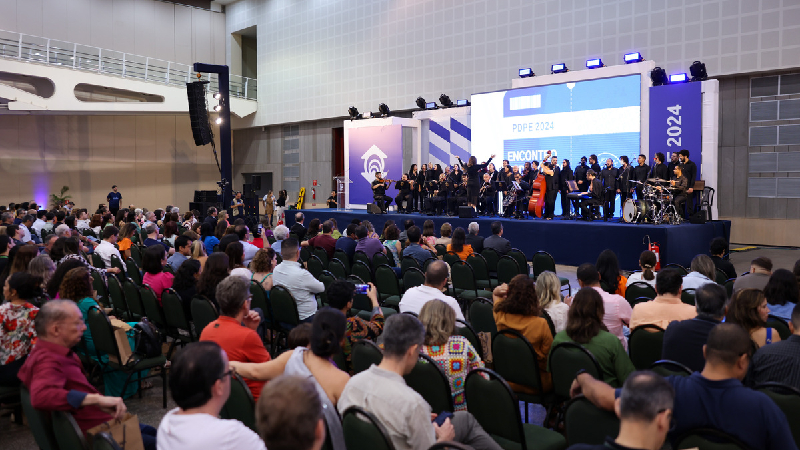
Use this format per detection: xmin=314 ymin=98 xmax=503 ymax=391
xmin=0 ymin=272 xmax=41 ymax=385
xmin=141 ymin=245 xmax=174 ymax=305
xmin=662 ymin=284 xmax=727 ymax=373
xmin=748 ymin=303 xmax=800 ymax=390
xmin=726 ymin=288 xmax=781 ymax=349
xmin=402 ymin=226 xmax=435 ymax=267
xmin=18 ymin=300 xmax=158 ymax=450
xmin=625 ymin=250 xmax=658 ymax=289
xmin=353 ymin=225 xmax=385 ymax=261
xmin=733 ymin=256 xmax=772 ymax=293
xmin=446 ymin=227 xmax=473 ymax=261
xmin=571 ymin=323 xmax=798 ymax=450
xmin=571 ymin=263 xmax=631 ymax=350
xmin=709 ymin=237 xmax=737 ymax=280
xmin=400 ymin=260 xmax=465 ymax=321
xmin=256 ymin=375 xmax=326 ymax=450
xmin=537 ymin=271 xmax=570 ymax=334
xmin=763 ymin=268 xmax=798 ymax=322
xmin=166 ymin=235 xmax=192 ymax=272
xmin=337 ymin=314 xmax=503 ymax=450
xmin=326 ymin=280 xmax=384 ymax=371
xmin=630 ymin=269 xmax=696 ymax=330
xmin=273 ymin=238 xmax=325 ymax=323
xmin=157 ymin=342 xmax=266 ymax=450
xmin=681 ymin=254 xmax=717 ymax=291
xmin=579 ymin=169 xmax=602 ymax=220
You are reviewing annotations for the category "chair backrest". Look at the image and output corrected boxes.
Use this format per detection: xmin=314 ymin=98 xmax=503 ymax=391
xmin=480 ymin=247 xmax=500 ymax=273
xmin=400 ymin=256 xmax=421 ymax=274
xmin=564 ymin=395 xmax=620 ymax=447
xmin=52 ymin=410 xmax=87 ymax=450
xmin=468 ymin=297 xmax=497 ymax=336
xmin=531 ymin=251 xmax=557 ymax=279
xmin=725 ymin=278 xmax=735 ymax=298
xmin=91 ymin=252 xmax=104 ymax=269
xmin=106 ymin=276 xmax=130 ymax=320
xmin=455 ymin=319 xmax=483 ymax=360
xmin=125 ymin=259 xmax=142 ymax=285
xmin=681 ymin=288 xmax=696 ymax=306
xmin=92 ymin=271 xmax=109 ymax=304
xmin=353 ymin=250 xmax=371 ymax=268
xmin=404 ymin=353 xmax=454 ymax=413
xmin=328 ymin=258 xmax=348 ymax=279
xmin=450 ymin=260 xmax=478 ymax=292
xmin=540 ymin=310 xmax=556 ymax=337
xmin=271 ymin=285 xmax=300 ymax=328
xmin=435 ymin=244 xmax=447 ymax=257
xmin=675 ymin=428 xmax=752 ymax=450
xmin=649 ymin=360 xmax=693 ymax=377
xmin=376 ymin=251 xmax=394 ymax=268
xmin=464 ymin=368 xmax=526 ymax=448
xmin=190 ymin=296 xmax=219 ymax=335
xmin=92 ymin=432 xmax=122 ymax=450
xmin=715 ymin=268 xmax=729 ymax=285
xmin=333 ymin=249 xmax=351 ymax=271
xmin=86 ymin=305 xmax=123 ymax=362
xmin=319 ymin=270 xmax=337 ymax=290
xmin=664 ymin=263 xmax=688 ymax=276
xmin=312 ymin=246 xmax=329 ymax=267
xmin=443 ymin=251 xmax=461 ymax=267
xmin=110 ymin=254 xmax=125 ymax=273
xmin=130 ymin=245 xmax=142 ymax=267
xmin=163 ymin=264 xmax=175 ymax=275
xmin=220 ymin=373 xmax=257 ymax=432
xmin=299 ymin=246 xmax=312 ymax=263
xmin=766 ymin=315 xmax=792 ymax=340
xmin=162 ymin=288 xmax=193 ymax=336
xmin=427 ymin=442 xmax=475 ymax=450
xmin=352 ymin=260 xmax=373 ymax=284
xmin=307 ymin=255 xmax=325 ymax=279
xmin=492 ymin=329 xmax=546 ymax=394
xmin=342 ymin=405 xmax=397 ymax=450
xmin=466 ymin=253 xmax=491 ymax=282
xmin=548 ymin=342 xmax=603 ymax=400
xmin=249 ymin=281 xmax=272 ymax=327
xmin=402 ymin=268 xmax=425 ymax=292
xmin=628 ymin=325 xmax=665 ymax=370
xmin=507 ymin=249 xmax=528 ymax=277
xmin=754 ymin=382 xmax=800 ymax=446
xmin=423 ymin=257 xmax=438 ymax=271
xmin=374 ymin=264 xmax=401 ymax=296
xmin=351 ymin=340 xmax=383 ymax=374
xmin=20 ymin=385 xmax=59 ymax=450
xmin=122 ymin=278 xmax=145 ymax=319
xmin=496 ymin=255 xmax=521 ymax=284
xmin=139 ymin=284 xmax=167 ymax=329
xmin=625 ymin=282 xmax=657 ymax=306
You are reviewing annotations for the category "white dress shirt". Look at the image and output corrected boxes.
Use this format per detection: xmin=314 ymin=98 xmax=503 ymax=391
xmin=241 ymin=240 xmax=259 ymax=267
xmin=19 ymin=223 xmax=32 ymax=243
xmin=399 ymin=285 xmax=465 ymax=321
xmin=31 ymin=218 xmax=46 ymax=237
xmin=272 ymin=260 xmax=325 ymax=320
xmin=95 ymin=240 xmax=122 ymax=269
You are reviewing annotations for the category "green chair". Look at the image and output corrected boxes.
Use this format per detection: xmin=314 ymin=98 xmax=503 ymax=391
xmin=267 ymin=236 xmax=276 ymax=245
xmin=402 ymin=267 xmax=425 ymax=292
xmin=428 ymin=442 xmax=474 ymax=450
xmin=508 ymin=248 xmax=530 ymax=278
xmin=464 ymin=368 xmax=567 ymax=450
xmin=374 ymin=264 xmax=402 ymax=309
xmin=92 ymin=270 xmax=109 ymax=305
xmin=401 ymin=256 xmax=421 ymax=275
xmin=467 ymin=253 xmax=498 ymax=290
xmin=86 ymin=306 xmax=168 ymax=407
xmin=649 ymin=360 xmax=693 ymax=377
xmin=625 ymin=282 xmax=657 ymax=306
xmin=541 ymin=310 xmax=556 ymax=337
xmin=20 ymin=385 xmax=58 ymax=450
xmin=352 ymin=260 xmax=374 ymax=284
xmin=496 ymin=255 xmax=521 ymax=284
xmin=681 ymin=288 xmax=696 ymax=306
xmin=480 ymin=248 xmax=500 ymax=275
xmin=299 ymin=246 xmax=312 ymax=263
xmin=328 ymin=258 xmax=348 ymax=279
xmin=564 ymin=394 xmax=620 ymax=446
xmin=456 ymin=318 xmax=484 ymax=361
xmin=492 ymin=329 xmax=555 ymax=421
xmin=249 ymin=281 xmax=273 ymax=338
xmin=162 ymin=287 xmax=196 ymax=340
xmin=125 ymin=259 xmax=142 ymax=286
xmin=423 ymin=257 xmax=438 ymax=271
xmin=191 ymin=296 xmax=219 ymax=336
xmin=725 ymin=278 xmax=735 ymax=298
xmin=451 ymin=261 xmax=492 ymax=305
xmin=404 ymin=353 xmax=454 ymax=413
xmin=52 ymin=410 xmax=87 ymax=450
xmin=468 ymin=297 xmax=497 ymax=337
xmin=715 ymin=268 xmax=729 ymax=285
xmin=333 ymin=249 xmax=351 ymax=271
xmin=130 ymin=245 xmax=143 ymax=267
xmin=163 ymin=264 xmax=175 ymax=275
xmin=307 ymin=255 xmax=325 ymax=280
xmin=106 ymin=275 xmax=130 ymax=321
xmin=92 ymin=252 xmax=104 ymax=268
xmin=220 ymin=373 xmax=257 ymax=432
xmin=373 ymin=252 xmax=392 ymax=268
xmin=270 ymin=285 xmax=301 ymax=353
xmin=352 ymin=339 xmax=383 ymax=374
xmin=312 ymin=246 xmax=329 ymax=268
xmin=318 ymin=271 xmax=337 ymax=305
xmin=93 ymin=432 xmax=123 ymax=450
xmin=353 ymin=250 xmax=371 ymax=268
xmin=140 ymin=284 xmax=168 ymax=330
xmin=531 ymin=251 xmax=571 ymax=295
xmin=628 ymin=324 xmax=665 ymax=370
xmin=435 ymin=244 xmax=448 ymax=257
xmin=122 ymin=278 xmax=145 ymax=320
xmin=754 ymin=382 xmax=800 ymax=447
xmin=0 ymin=385 xmax=20 ymax=425
xmin=548 ymin=342 xmax=603 ymax=402
xmin=664 ymin=263 xmax=689 ymax=276
xmin=110 ymin=254 xmax=126 ymax=274
xmin=443 ymin=251 xmax=461 ymax=267
xmin=342 ymin=405 xmax=397 ymax=450
xmin=766 ymin=315 xmax=792 ymax=340
xmin=675 ymin=428 xmax=751 ymax=450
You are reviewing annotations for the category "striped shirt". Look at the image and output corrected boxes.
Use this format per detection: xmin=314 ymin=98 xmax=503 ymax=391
xmin=749 ymin=334 xmax=800 ymax=391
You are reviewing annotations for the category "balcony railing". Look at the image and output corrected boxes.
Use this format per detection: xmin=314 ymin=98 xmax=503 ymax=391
xmin=0 ymin=29 xmax=256 ymax=100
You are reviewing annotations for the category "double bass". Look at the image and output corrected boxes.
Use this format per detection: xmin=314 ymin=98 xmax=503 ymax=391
xmin=528 ymin=172 xmax=546 ymax=218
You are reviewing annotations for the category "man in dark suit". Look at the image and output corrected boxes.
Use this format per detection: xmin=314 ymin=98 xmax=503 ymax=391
xmin=290 ymin=212 xmax=307 ymax=241
xmin=600 ymin=159 xmax=618 ymax=220
xmin=589 ymin=154 xmax=602 ymax=175
xmin=574 ymin=156 xmax=589 ymax=192
xmin=559 ymin=158 xmax=574 ymax=217
xmin=203 ymin=206 xmax=218 ymax=227
xmin=667 ymin=152 xmax=680 ymax=180
xmin=632 ymin=154 xmax=650 ymax=200
xmin=483 ymin=221 xmax=511 ymax=255
xmin=465 ymin=222 xmax=484 ymax=253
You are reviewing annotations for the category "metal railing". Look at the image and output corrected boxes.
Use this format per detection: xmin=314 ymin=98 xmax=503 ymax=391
xmin=0 ymin=29 xmax=257 ymax=100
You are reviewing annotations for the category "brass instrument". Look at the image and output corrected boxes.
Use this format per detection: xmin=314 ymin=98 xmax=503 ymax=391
xmin=480 ymin=181 xmax=490 ymax=195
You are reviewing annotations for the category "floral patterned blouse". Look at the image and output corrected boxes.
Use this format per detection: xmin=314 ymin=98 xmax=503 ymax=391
xmin=0 ymin=302 xmax=39 ymax=365
xmin=422 ymin=335 xmax=484 ymax=411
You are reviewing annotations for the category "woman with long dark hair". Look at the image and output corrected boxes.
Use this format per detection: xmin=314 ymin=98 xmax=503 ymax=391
xmin=456 ymin=153 xmax=495 ymax=208
xmin=727 ymin=288 xmax=781 ymax=349
xmin=626 ymin=250 xmax=657 ymax=288
xmin=446 ymin=227 xmax=472 ymax=261
xmin=0 ymin=272 xmax=41 ymax=385
xmin=408 ymin=164 xmax=419 ymax=211
xmin=197 ymin=252 xmax=229 ymax=307
xmin=596 ymin=249 xmax=627 ymax=297
xmin=763 ymin=268 xmax=799 ymax=321
xmin=172 ymin=259 xmax=201 ymax=318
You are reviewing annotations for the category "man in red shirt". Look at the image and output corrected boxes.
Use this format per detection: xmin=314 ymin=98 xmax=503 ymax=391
xmin=301 ymin=220 xmax=337 ymax=259
xmin=200 ymin=275 xmax=271 ymax=401
xmin=18 ymin=300 xmax=157 ymax=450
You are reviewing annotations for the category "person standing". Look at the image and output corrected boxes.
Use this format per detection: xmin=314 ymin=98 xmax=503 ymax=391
xmin=589 ymin=154 xmax=602 ymax=175
xmin=632 ymin=154 xmax=650 ymax=200
xmin=616 ymin=156 xmax=633 ymax=208
xmin=574 ymin=156 xmax=589 ymax=192
xmin=326 ymin=191 xmax=337 ymax=209
xmin=263 ymin=190 xmax=276 ymax=226
xmin=107 ymin=185 xmax=122 ymax=216
xmin=559 ymin=158 xmax=574 ymax=217
xmin=542 ymin=155 xmax=559 ymax=220
xmin=456 ymin=154 xmax=494 ymax=210
xmin=408 ymin=164 xmax=419 ymax=212
xmin=667 ymin=152 xmax=680 ymax=180
xmin=678 ymin=149 xmax=698 ymax=214
xmin=600 ymin=159 xmax=618 ymax=220
xmin=231 ymin=191 xmax=245 ymax=218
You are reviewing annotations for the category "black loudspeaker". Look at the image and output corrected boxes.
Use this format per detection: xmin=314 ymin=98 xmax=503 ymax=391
xmin=252 ymin=175 xmax=262 ymax=191
xmin=689 ymin=210 xmax=707 ymax=224
xmin=458 ymin=206 xmax=477 ymax=218
xmin=366 ymin=203 xmax=382 ymax=214
xmin=186 ymin=81 xmax=212 ymax=146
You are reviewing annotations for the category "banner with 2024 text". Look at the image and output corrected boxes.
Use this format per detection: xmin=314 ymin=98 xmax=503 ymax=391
xmin=649 ymin=82 xmax=702 ymax=175
xmin=347 ymin=125 xmax=404 ymax=207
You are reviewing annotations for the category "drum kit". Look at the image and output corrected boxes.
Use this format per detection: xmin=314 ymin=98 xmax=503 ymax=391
xmin=622 ymin=178 xmax=684 ymax=225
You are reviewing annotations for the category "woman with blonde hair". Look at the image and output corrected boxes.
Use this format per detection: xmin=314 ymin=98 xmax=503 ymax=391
xmin=537 ymin=271 xmax=569 ymax=333
xmin=726 ymin=288 xmax=781 ymax=349
xmin=191 ymin=239 xmax=208 ymax=269
xmin=419 ymin=299 xmax=484 ymax=411
xmin=435 ymin=222 xmax=452 ymax=246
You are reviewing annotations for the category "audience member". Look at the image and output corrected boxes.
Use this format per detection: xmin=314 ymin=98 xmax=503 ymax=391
xmin=354 ymin=225 xmax=385 ymax=260
xmin=709 ymin=237 xmax=737 ymax=280
xmin=166 ymin=235 xmax=192 ymax=272
xmin=681 ymin=254 xmax=717 ymax=290
xmin=397 ymin=219 xmax=413 ymax=243
xmin=287 ymin=323 xmax=313 ymax=349
xmin=483 ymin=221 xmax=511 ymax=255
xmin=326 ymin=280 xmax=384 ymax=370
xmin=28 ymin=254 xmax=55 ymax=291
xmin=382 ymin=224 xmax=402 ymax=266
xmin=203 ymin=206 xmax=218 ymax=227
xmin=256 ymin=375 xmax=326 ymax=450
xmin=18 ymin=300 xmax=158 ymax=450
xmin=273 ymin=238 xmax=324 ymax=323
xmin=94 ymin=225 xmax=122 ymax=270
xmin=190 ymin=239 xmax=207 ymax=268
xmin=748 ymin=304 xmax=800 ymax=390
xmin=422 ymin=219 xmax=438 ymax=248
xmin=302 ymin=220 xmax=337 ymax=259
xmin=142 ymin=245 xmax=174 ymax=305
xmin=572 ymin=263 xmax=632 ymax=350
xmin=226 ymin=241 xmax=251 ymax=279
xmin=337 ymin=313 xmax=502 ymax=450
xmin=334 ymin=224 xmax=358 ymax=261
xmin=291 ymin=212 xmax=307 ymax=241
xmin=596 ymin=249 xmax=627 ymax=297
xmin=537 ymin=271 xmax=570 ymax=333
xmin=362 ymin=220 xmax=379 ymax=239
xmin=30 ymin=210 xmax=47 ymax=237
xmin=435 ymin=222 xmax=453 ymax=246
xmin=197 ymin=253 xmax=230 ymax=308
xmin=447 ymin=227 xmax=473 ymax=261
xmin=200 ymin=222 xmax=219 ymax=255
xmin=271 ymin=224 xmax=289 ymax=255
xmin=733 ymin=256 xmax=772 ymax=293
xmin=45 ymin=258 xmax=84 ymax=299
xmin=250 ymin=248 xmax=276 ymax=291
xmin=460 ymin=222 xmax=483 ymax=254
xmin=763 ymin=268 xmax=799 ymax=321
xmin=172 ymin=259 xmax=201 ymax=319
xmin=625 ymin=250 xmax=657 ymax=288
xmin=727 ymin=288 xmax=781 ymax=348
xmin=571 ymin=323 xmax=797 ymax=450
xmin=552 ymin=287 xmax=635 ymax=387
xmin=401 ymin=225 xmax=434 ymax=266
xmin=199 ymin=276 xmax=271 ymax=401
xmin=0 ymin=235 xmax=11 ymax=276
xmin=157 ymin=341 xmax=266 ymax=450
xmin=0 ymin=272 xmax=41 ymax=385
xmin=630 ymin=269 xmax=696 ymax=330
xmin=234 ymin=224 xmax=259 ymax=266
xmin=400 ymin=260 xmax=464 ymax=320
xmin=305 ymin=218 xmax=321 ymax=241
xmin=117 ymin=223 xmax=136 ymax=260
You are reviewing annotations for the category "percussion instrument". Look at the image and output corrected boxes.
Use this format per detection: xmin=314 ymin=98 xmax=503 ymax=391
xmin=622 ymin=199 xmax=650 ymax=223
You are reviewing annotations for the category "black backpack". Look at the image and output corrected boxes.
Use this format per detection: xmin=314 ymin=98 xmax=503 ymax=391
xmin=131 ymin=318 xmax=162 ymax=361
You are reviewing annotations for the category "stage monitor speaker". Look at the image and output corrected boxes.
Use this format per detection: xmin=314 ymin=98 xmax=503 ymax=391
xmin=366 ymin=203 xmax=382 ymax=214
xmin=458 ymin=206 xmax=477 ymax=218
xmin=186 ymin=81 xmax=212 ymax=146
xmin=252 ymin=175 xmax=262 ymax=191
xmin=689 ymin=210 xmax=707 ymax=224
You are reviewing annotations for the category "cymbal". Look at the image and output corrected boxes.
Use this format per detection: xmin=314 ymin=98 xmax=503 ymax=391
xmin=647 ymin=178 xmax=668 ymax=183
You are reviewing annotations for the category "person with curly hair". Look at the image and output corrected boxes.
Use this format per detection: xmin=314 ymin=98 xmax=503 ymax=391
xmin=0 ymin=272 xmax=41 ymax=385
xmin=28 ymin=254 xmax=55 ymax=293
xmin=250 ymin=248 xmax=276 ymax=291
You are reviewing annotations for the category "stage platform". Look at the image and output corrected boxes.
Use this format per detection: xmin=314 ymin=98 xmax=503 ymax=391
xmin=285 ymin=209 xmax=731 ymax=270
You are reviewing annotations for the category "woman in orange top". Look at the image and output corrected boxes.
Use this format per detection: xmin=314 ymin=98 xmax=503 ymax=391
xmin=492 ymin=274 xmax=553 ymax=394
xmin=597 ymin=249 xmax=627 ymax=297
xmin=446 ymin=227 xmax=473 ymax=261
xmin=117 ymin=223 xmax=138 ymax=260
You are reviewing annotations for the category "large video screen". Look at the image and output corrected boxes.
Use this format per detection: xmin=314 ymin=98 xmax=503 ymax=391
xmin=471 ymin=75 xmax=641 ymax=169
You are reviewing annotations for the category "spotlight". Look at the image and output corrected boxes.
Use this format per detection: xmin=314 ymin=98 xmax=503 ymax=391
xmin=456 ymin=99 xmax=470 ymax=107
xmin=650 ymin=67 xmax=668 ymax=86
xmin=585 ymin=58 xmax=604 ymax=69
xmin=690 ymin=61 xmax=708 ymax=81
xmin=669 ymin=73 xmax=689 ymax=83
xmin=519 ymin=68 xmax=534 ymax=78
xmin=623 ymin=52 xmax=644 ymax=64
xmin=551 ymin=63 xmax=568 ymax=74
xmin=215 ymin=117 xmax=222 ymax=125
xmin=439 ymin=94 xmax=453 ymax=108
xmin=425 ymin=102 xmax=438 ymax=110
xmin=213 ymin=105 xmax=222 ymax=112
xmin=416 ymin=97 xmax=427 ymax=109
xmin=348 ymin=106 xmax=360 ymax=120
xmin=213 ymin=92 xmax=222 ymax=100
xmin=378 ymin=103 xmax=390 ymax=117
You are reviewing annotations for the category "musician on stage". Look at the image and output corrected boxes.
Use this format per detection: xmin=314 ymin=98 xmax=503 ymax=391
xmin=486 ymin=162 xmax=499 ymax=183
xmin=589 ymin=154 xmax=602 ymax=174
xmin=427 ymin=173 xmax=447 ymax=215
xmin=511 ymin=172 xmax=530 ymax=219
xmin=580 ymin=169 xmax=603 ymax=220
xmin=678 ymin=149 xmax=698 ymax=214
xmin=559 ymin=158 xmax=574 ymax=217
xmin=670 ymin=165 xmax=689 ymax=212
xmin=394 ymin=174 xmax=413 ymax=213
xmin=371 ymin=172 xmax=392 ymax=213
xmin=667 ymin=152 xmax=680 ymax=180
xmin=616 ymin=156 xmax=633 ymax=207
xmin=542 ymin=156 xmax=560 ymax=220
xmin=574 ymin=156 xmax=589 ymax=192
xmin=327 ymin=191 xmax=337 ymax=209
xmin=408 ymin=164 xmax=419 ymax=212
xmin=600 ymin=158 xmax=618 ymax=220
xmin=478 ymin=173 xmax=496 ymax=216
xmin=446 ymin=175 xmax=469 ymax=216
xmin=417 ymin=164 xmax=428 ymax=211
xmin=522 ymin=161 xmax=534 ymax=184
xmin=650 ymin=152 xmax=669 ymax=181
xmin=632 ymin=154 xmax=650 ymax=200
xmin=456 ymin=154 xmax=494 ymax=210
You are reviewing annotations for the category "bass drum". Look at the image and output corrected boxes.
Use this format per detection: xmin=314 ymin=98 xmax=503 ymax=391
xmin=622 ymin=199 xmax=650 ymax=223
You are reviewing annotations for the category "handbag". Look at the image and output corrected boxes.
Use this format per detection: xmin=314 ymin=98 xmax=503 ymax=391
xmin=87 ymin=413 xmax=144 ymax=450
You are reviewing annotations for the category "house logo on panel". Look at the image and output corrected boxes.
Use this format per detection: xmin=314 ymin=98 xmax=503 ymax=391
xmin=361 ymin=145 xmax=389 ymax=183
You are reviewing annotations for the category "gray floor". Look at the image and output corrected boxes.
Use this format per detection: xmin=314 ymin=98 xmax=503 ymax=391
xmin=2 ymin=244 xmax=797 ymax=449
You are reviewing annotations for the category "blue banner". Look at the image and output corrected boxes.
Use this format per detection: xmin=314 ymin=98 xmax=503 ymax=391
xmin=649 ymin=82 xmax=702 ymax=174
xmin=347 ymin=125 xmax=404 ymax=206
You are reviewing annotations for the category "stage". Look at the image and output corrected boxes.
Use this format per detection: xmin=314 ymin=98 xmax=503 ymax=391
xmin=284 ymin=209 xmax=731 ymax=270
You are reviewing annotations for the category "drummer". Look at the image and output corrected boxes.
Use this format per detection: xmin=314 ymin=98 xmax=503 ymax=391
xmin=670 ymin=165 xmax=689 ymax=212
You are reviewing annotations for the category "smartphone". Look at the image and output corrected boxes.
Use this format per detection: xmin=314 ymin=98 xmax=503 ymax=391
xmin=354 ymin=284 xmax=369 ymax=295
xmin=258 ymin=224 xmax=263 ymax=232
xmin=433 ymin=412 xmax=453 ymax=427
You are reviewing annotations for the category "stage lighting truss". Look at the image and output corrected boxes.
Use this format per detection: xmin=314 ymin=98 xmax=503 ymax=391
xmin=669 ymin=73 xmax=689 ymax=83
xmin=690 ymin=61 xmax=708 ymax=81
xmin=623 ymin=52 xmax=644 ymax=64
xmin=551 ymin=63 xmax=568 ymax=74
xmin=650 ymin=67 xmax=668 ymax=86
xmin=519 ymin=68 xmax=534 ymax=78
xmin=585 ymin=58 xmax=604 ymax=69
